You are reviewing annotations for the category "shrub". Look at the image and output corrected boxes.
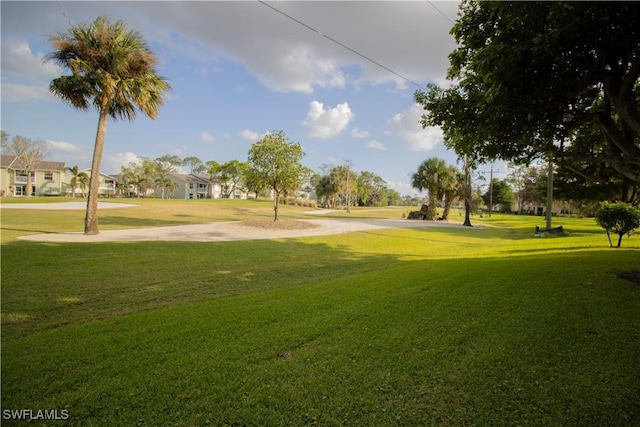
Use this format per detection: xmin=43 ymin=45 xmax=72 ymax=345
xmin=280 ymin=197 xmax=317 ymax=208
xmin=594 ymin=202 xmax=640 ymax=247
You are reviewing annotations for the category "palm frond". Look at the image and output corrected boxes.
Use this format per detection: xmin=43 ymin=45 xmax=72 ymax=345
xmin=45 ymin=15 xmax=170 ymax=122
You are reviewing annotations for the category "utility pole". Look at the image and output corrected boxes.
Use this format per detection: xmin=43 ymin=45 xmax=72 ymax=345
xmin=344 ymin=160 xmax=353 ymax=213
xmin=479 ymin=164 xmax=498 ymax=217
xmin=488 ymin=166 xmax=494 ymax=217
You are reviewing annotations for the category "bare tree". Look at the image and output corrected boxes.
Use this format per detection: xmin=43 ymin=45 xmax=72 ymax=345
xmin=7 ymin=135 xmax=47 ymax=198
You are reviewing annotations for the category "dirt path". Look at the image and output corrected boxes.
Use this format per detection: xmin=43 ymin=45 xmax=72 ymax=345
xmin=17 ymin=218 xmax=476 ymax=243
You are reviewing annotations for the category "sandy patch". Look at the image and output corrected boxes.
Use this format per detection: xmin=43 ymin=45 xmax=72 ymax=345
xmin=240 ymin=220 xmax=320 ymax=231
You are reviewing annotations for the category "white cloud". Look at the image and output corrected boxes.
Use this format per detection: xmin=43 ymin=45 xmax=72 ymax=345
xmin=389 ymin=103 xmax=443 ymax=152
xmin=1 ymin=40 xmax=62 ymax=80
xmin=0 ymin=40 xmax=63 ymax=102
xmin=366 ymin=139 xmax=385 ymax=150
xmin=303 ymin=101 xmax=354 ymax=139
xmin=200 ymin=132 xmax=215 ymax=143
xmin=259 ymin=47 xmax=346 ymax=94
xmin=240 ymin=130 xmax=259 ymax=141
xmin=2 ymin=2 xmax=458 ymax=96
xmin=103 ymin=152 xmax=140 ymax=174
xmin=46 ymin=140 xmax=83 ymax=153
xmin=351 ymin=127 xmax=369 ymax=138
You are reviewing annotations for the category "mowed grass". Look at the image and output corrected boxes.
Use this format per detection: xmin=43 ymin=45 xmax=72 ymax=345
xmin=1 ymin=199 xmax=639 ymax=426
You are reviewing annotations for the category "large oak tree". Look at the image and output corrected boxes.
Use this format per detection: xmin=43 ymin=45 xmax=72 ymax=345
xmin=417 ymin=1 xmax=640 ymax=204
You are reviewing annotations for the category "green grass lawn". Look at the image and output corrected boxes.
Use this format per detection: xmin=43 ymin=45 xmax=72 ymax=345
xmin=1 ymin=199 xmax=639 ymax=426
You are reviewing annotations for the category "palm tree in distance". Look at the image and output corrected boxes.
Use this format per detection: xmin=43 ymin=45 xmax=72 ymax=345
xmin=65 ymin=166 xmax=89 ymax=198
xmin=129 ymin=173 xmax=149 ymax=198
xmin=411 ymin=157 xmax=448 ymax=220
xmin=46 ymin=16 xmax=170 ymax=235
xmin=155 ymin=176 xmax=177 ymax=199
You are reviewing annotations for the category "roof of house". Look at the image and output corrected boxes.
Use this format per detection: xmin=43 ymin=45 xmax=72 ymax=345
xmin=0 ymin=154 xmax=65 ymax=171
xmin=171 ymin=173 xmax=211 ymax=184
xmin=77 ymin=168 xmax=117 ymax=179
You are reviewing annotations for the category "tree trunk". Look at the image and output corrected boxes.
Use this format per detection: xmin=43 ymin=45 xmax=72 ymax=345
xmin=617 ymin=233 xmax=624 ymax=248
xmin=463 ymin=197 xmax=472 ymax=227
xmin=273 ymin=190 xmax=280 ymax=221
xmin=426 ymin=190 xmax=438 ymax=220
xmin=25 ymin=171 xmax=32 ymax=198
xmin=442 ymin=198 xmax=452 ymax=220
xmin=545 ymin=158 xmax=554 ymax=230
xmin=463 ymin=159 xmax=473 ymax=227
xmin=84 ymin=98 xmax=110 ymax=235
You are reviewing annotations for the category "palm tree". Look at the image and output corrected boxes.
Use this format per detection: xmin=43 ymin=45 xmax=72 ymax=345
xmin=164 ymin=179 xmax=179 ymax=199
xmin=46 ymin=16 xmax=170 ymax=235
xmin=155 ymin=176 xmax=177 ymax=199
xmin=411 ymin=158 xmax=448 ymax=220
xmin=65 ymin=166 xmax=90 ymax=198
xmin=115 ymin=181 xmax=128 ymax=197
xmin=128 ymin=173 xmax=148 ymax=199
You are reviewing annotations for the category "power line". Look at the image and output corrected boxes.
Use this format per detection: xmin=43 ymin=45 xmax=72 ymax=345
xmin=257 ymin=0 xmax=428 ymax=91
xmin=426 ymin=1 xmax=456 ymax=25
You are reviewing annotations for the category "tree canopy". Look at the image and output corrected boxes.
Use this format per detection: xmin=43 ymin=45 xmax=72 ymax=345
xmin=247 ymin=131 xmax=305 ymax=220
xmin=209 ymin=160 xmax=249 ymax=199
xmin=416 ymin=1 xmax=640 ymax=204
xmin=595 ymin=202 xmax=640 ymax=247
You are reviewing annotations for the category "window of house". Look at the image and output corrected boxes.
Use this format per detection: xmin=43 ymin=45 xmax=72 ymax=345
xmin=189 ymin=183 xmax=194 ymax=189
xmin=44 ymin=171 xmax=53 ymax=180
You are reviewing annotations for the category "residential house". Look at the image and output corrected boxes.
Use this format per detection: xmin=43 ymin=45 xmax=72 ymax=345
xmin=64 ymin=168 xmax=117 ymax=197
xmin=153 ymin=173 xmax=214 ymax=199
xmin=0 ymin=154 xmax=66 ymax=197
xmin=152 ymin=172 xmax=264 ymax=200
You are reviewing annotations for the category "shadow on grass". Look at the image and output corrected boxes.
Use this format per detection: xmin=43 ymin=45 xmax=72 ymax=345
xmin=2 ymin=240 xmax=639 ymax=426
xmin=0 ymin=227 xmax=56 ymax=234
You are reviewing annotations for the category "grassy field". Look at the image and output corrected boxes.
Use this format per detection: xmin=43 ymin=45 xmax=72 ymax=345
xmin=1 ymin=198 xmax=639 ymax=426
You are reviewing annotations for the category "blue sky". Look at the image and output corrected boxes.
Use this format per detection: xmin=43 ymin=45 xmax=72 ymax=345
xmin=2 ymin=1 xmax=504 ymax=196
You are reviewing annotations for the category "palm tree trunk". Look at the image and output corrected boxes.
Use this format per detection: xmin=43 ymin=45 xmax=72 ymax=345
xmin=426 ymin=189 xmax=438 ymax=220
xmin=84 ymin=97 xmax=110 ymax=235
xmin=442 ymin=196 xmax=452 ymax=220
